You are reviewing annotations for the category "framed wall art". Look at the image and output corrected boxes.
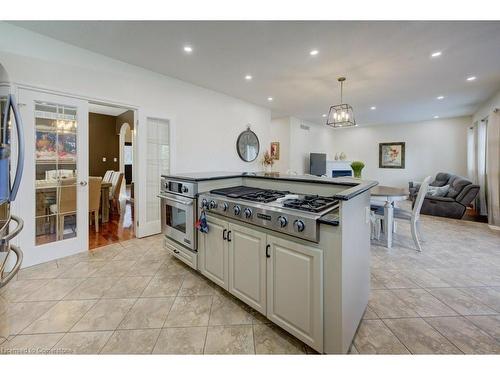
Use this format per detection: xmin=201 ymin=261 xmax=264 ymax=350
xmin=270 ymin=141 xmax=280 ymax=160
xmin=379 ymin=142 xmax=405 ymax=169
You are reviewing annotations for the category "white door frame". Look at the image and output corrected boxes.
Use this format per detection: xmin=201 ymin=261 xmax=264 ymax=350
xmin=10 ymin=81 xmax=172 ymax=261
xmin=16 ymin=88 xmax=89 ymax=267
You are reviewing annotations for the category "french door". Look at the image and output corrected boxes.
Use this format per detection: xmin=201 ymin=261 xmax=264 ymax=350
xmin=16 ymin=89 xmax=89 ymax=267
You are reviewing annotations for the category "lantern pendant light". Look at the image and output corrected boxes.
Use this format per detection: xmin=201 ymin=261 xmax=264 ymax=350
xmin=326 ymin=77 xmax=356 ymax=128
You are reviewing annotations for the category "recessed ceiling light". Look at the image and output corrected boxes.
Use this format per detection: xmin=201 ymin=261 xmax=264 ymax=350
xmin=433 ymin=115 xmax=440 ymax=119
xmin=370 ymin=106 xmax=376 ymax=110
xmin=310 ymin=49 xmax=319 ymax=56
xmin=466 ymin=76 xmax=477 ymax=81
xmin=322 ymin=114 xmax=327 ymax=118
xmin=183 ymin=45 xmax=193 ymax=53
xmin=267 ymin=97 xmax=273 ymax=102
xmin=245 ymin=75 xmax=252 ymax=81
xmin=436 ymin=96 xmax=445 ymax=100
xmin=431 ymin=51 xmax=442 ymax=58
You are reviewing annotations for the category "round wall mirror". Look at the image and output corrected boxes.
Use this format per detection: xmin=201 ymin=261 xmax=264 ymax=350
xmin=236 ymin=127 xmax=260 ymax=162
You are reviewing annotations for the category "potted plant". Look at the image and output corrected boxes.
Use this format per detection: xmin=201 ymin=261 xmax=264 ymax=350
xmin=350 ymin=161 xmax=365 ymax=179
xmin=262 ymin=150 xmax=275 ymax=173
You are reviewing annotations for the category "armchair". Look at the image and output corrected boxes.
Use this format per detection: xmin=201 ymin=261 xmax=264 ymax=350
xmin=409 ymin=173 xmax=479 ymax=219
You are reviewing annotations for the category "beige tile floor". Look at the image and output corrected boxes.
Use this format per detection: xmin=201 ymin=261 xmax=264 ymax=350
xmin=0 ymin=210 xmax=499 ymax=354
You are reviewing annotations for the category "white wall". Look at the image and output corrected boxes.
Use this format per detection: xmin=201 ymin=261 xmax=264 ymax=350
xmin=289 ymin=117 xmax=336 ymax=175
xmin=0 ymin=22 xmax=271 ymax=174
xmin=330 ymin=117 xmax=471 ymax=187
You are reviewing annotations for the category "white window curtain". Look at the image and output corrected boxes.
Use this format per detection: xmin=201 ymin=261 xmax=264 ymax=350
xmin=486 ymin=110 xmax=500 ymax=227
xmin=467 ymin=121 xmax=487 ymax=216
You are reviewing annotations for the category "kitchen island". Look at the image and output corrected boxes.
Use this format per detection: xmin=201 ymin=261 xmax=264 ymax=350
xmin=159 ymin=172 xmax=377 ymax=354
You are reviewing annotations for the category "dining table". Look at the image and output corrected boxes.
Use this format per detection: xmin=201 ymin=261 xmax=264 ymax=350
xmin=370 ymin=185 xmax=409 ymax=248
xmin=35 ymin=179 xmax=113 ymax=223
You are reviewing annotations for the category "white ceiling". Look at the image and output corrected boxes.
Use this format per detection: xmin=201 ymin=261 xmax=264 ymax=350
xmin=11 ymin=21 xmax=500 ymax=125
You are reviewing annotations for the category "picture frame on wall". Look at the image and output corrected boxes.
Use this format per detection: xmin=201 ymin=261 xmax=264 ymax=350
xmin=270 ymin=141 xmax=280 ymax=160
xmin=379 ymin=142 xmax=405 ymax=169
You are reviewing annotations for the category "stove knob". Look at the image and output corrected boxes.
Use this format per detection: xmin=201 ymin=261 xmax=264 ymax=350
xmin=244 ymin=208 xmax=252 ymax=218
xmin=201 ymin=198 xmax=208 ymax=208
xmin=234 ymin=205 xmax=241 ymax=216
xmin=181 ymin=186 xmax=189 ymax=193
xmin=209 ymin=200 xmax=218 ymax=209
xmin=293 ymin=220 xmax=305 ymax=232
xmin=277 ymin=216 xmax=288 ymax=228
xmin=222 ymin=202 xmax=229 ymax=211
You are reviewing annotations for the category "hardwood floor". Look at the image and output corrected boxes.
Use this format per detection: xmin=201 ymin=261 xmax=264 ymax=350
xmin=89 ymin=201 xmax=135 ymax=250
xmin=463 ymin=207 xmax=488 ymax=223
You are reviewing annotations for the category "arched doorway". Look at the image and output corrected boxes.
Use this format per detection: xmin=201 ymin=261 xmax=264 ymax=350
xmin=118 ymin=121 xmax=134 ymax=225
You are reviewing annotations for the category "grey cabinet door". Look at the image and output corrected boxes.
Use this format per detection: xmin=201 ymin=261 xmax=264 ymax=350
xmin=266 ymin=235 xmax=323 ymax=352
xmin=228 ymin=222 xmax=267 ymax=315
xmin=199 ymin=215 xmax=228 ymax=289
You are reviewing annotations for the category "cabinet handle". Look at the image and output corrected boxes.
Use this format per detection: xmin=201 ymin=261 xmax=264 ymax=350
xmin=223 ymin=229 xmax=227 ymax=240
xmin=266 ymin=244 xmax=271 ymax=258
xmin=173 ymin=249 xmax=179 ymax=254
xmin=227 ymin=230 xmax=232 ymax=242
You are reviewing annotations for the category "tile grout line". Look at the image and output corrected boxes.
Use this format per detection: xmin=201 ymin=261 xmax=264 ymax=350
xmin=424 ymin=287 xmax=495 ymax=316
xmin=378 ymin=318 xmax=415 ymax=354
xmin=202 ymin=295 xmax=216 ymax=354
xmin=382 ymin=317 xmax=464 ymax=354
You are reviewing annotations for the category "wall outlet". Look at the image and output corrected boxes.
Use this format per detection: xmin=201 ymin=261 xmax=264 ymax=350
xmin=102 ymin=157 xmax=107 ymax=162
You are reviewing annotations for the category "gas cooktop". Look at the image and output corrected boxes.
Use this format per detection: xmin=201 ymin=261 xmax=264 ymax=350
xmin=200 ymin=186 xmax=339 ymax=242
xmin=211 ymin=186 xmax=290 ymax=203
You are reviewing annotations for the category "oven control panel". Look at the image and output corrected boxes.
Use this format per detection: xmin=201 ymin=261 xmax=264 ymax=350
xmin=161 ymin=177 xmax=197 ymax=198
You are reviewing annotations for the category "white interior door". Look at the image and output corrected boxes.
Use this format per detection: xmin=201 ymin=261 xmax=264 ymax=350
xmin=16 ymin=88 xmax=89 ymax=267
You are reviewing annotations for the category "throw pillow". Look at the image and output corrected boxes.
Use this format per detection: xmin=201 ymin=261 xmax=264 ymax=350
xmin=426 ymin=185 xmax=449 ymax=197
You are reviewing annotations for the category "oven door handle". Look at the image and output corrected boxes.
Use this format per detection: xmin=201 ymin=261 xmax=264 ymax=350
xmin=157 ymin=194 xmax=193 ymax=206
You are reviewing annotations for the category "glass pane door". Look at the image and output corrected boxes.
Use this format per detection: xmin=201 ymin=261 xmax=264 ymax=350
xmin=35 ymin=102 xmax=78 ymax=245
xmin=137 ymin=116 xmax=169 ymax=237
xmin=17 ymin=89 xmax=88 ymax=267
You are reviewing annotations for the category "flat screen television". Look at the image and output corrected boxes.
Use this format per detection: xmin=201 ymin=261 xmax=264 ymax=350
xmin=309 ymin=153 xmax=326 ymax=176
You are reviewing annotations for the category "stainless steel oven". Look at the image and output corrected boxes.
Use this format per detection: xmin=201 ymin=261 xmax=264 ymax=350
xmin=159 ymin=177 xmax=197 ymax=250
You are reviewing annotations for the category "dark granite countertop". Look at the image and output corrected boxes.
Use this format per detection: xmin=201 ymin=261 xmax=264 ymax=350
xmin=161 ymin=172 xmax=378 ymax=200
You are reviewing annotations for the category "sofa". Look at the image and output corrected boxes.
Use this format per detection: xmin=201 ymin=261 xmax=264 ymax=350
xmin=409 ymin=173 xmax=479 ymax=219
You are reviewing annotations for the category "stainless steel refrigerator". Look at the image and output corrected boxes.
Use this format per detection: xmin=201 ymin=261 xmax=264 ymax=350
xmin=0 ymin=93 xmax=25 ymax=288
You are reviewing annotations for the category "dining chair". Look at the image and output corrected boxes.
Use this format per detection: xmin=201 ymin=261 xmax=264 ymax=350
xmin=88 ymin=176 xmax=102 ymax=233
xmin=372 ymin=176 xmax=432 ymax=251
xmin=370 ymin=211 xmax=382 ymax=240
xmin=49 ymin=177 xmax=77 ymax=240
xmin=109 ymin=172 xmax=124 ymax=214
xmin=103 ymin=170 xmax=114 ymax=183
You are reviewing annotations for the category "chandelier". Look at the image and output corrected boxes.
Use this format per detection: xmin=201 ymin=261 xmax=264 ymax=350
xmin=326 ymin=77 xmax=356 ymax=128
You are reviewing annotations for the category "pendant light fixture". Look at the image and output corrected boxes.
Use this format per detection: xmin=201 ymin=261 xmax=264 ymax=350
xmin=326 ymin=77 xmax=356 ymax=128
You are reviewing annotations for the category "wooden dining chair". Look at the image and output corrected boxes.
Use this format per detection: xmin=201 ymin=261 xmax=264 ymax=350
xmin=373 ymin=176 xmax=432 ymax=251
xmin=49 ymin=177 xmax=77 ymax=240
xmin=109 ymin=172 xmax=124 ymax=215
xmin=88 ymin=177 xmax=102 ymax=233
xmin=103 ymin=170 xmax=114 ymax=183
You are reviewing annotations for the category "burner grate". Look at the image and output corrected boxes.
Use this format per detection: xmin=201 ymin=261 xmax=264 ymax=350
xmin=240 ymin=190 xmax=290 ymax=203
xmin=283 ymin=195 xmax=338 ymax=213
